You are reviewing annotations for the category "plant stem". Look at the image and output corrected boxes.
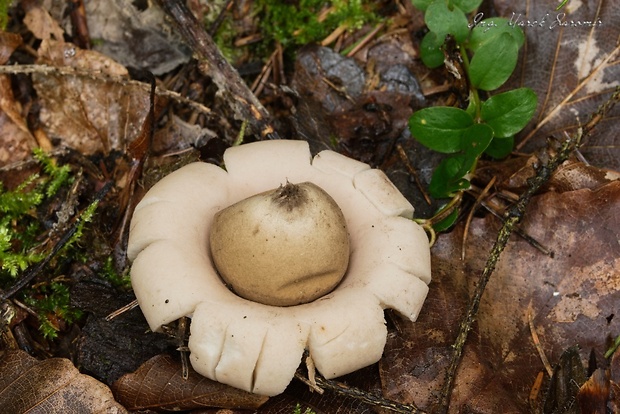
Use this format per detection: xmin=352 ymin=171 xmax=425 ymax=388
xmin=457 ymin=46 xmax=482 ymax=120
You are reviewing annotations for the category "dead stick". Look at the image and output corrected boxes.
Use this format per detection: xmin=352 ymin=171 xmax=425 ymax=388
xmin=155 ymin=0 xmax=280 ymax=140
xmin=436 ymin=131 xmax=583 ymax=413
xmin=312 ymin=374 xmax=425 ymax=413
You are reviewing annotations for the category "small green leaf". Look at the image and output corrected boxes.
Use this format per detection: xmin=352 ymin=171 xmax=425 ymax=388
xmin=409 ymin=107 xmax=474 ymax=153
xmin=429 ymin=156 xmax=471 ymax=198
xmin=425 ymin=0 xmax=469 ymax=43
xmin=462 ymin=123 xmax=494 ymax=153
xmin=420 ymin=31 xmax=445 ymax=68
xmin=411 ymin=0 xmax=434 ymax=11
xmin=452 ymin=0 xmax=483 ymax=13
xmin=485 ymin=136 xmax=514 ymax=159
xmin=425 ymin=123 xmax=493 ymax=198
xmin=457 ymin=123 xmax=494 ymax=175
xmin=468 ymin=17 xmax=525 ymax=52
xmin=468 ymin=32 xmax=519 ymax=90
xmin=481 ymin=88 xmax=537 ymax=137
xmin=433 ymin=206 xmax=459 ymax=231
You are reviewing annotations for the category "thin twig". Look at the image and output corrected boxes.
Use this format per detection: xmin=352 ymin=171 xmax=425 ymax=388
xmin=294 ymin=372 xmax=324 ymax=395
xmin=529 ymin=371 xmax=545 ymax=411
xmin=528 ymin=306 xmax=553 ymax=377
xmin=313 ymin=374 xmax=426 ymax=414
xmin=396 ymin=143 xmax=432 ymax=205
xmin=0 ymin=64 xmax=214 ymax=117
xmin=437 ymin=130 xmax=583 ymax=412
xmin=480 ymin=200 xmax=553 ymax=257
xmin=346 ymin=22 xmax=386 ymax=57
xmin=251 ymin=48 xmax=278 ymax=96
xmin=104 ymin=299 xmax=138 ymax=321
xmin=437 ymin=85 xmax=620 ymax=412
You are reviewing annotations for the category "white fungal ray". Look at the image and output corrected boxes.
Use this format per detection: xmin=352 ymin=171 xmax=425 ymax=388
xmin=127 ymin=140 xmax=432 ymax=396
xmin=353 ymin=169 xmax=415 ymax=218
xmin=127 ymin=162 xmax=231 ymax=261
xmin=299 ymin=288 xmax=387 ymax=379
xmin=190 ymin=297 xmax=310 ymax=396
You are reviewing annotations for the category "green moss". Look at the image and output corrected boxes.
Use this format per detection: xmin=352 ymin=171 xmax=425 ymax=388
xmin=207 ymin=0 xmax=379 ymax=64
xmin=23 ymin=281 xmax=83 ymax=339
xmin=100 ymin=256 xmax=132 ymax=290
xmin=0 ymin=149 xmax=92 ymax=339
xmin=258 ymin=0 xmax=377 ymax=47
xmin=33 ymin=147 xmax=72 ymax=197
xmin=213 ymin=17 xmax=245 ymax=65
xmin=293 ymin=403 xmax=316 ymax=414
xmin=0 ymin=150 xmax=73 ymax=280
xmin=0 ymin=0 xmax=9 ymax=31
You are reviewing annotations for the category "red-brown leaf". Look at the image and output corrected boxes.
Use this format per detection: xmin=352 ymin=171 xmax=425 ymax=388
xmin=112 ymin=354 xmax=269 ymax=411
xmin=381 ymin=181 xmax=620 ymax=412
xmin=0 ymin=349 xmax=127 ymax=413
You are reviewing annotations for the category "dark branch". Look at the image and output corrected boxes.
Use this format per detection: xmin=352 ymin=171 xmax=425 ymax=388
xmin=155 ymin=0 xmax=281 ymax=140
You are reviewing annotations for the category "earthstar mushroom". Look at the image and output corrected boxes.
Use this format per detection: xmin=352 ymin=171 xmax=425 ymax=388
xmin=128 ymin=140 xmax=431 ymax=396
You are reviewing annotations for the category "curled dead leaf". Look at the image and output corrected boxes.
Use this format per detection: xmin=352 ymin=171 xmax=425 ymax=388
xmin=112 ymin=354 xmax=269 ymax=411
xmin=0 ymin=68 xmax=37 ymax=166
xmin=37 ymin=39 xmax=128 ymax=76
xmin=0 ymin=349 xmax=127 ymax=413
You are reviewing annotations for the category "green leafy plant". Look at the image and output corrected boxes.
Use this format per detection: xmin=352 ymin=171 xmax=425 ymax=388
xmin=409 ymin=0 xmax=537 ymax=222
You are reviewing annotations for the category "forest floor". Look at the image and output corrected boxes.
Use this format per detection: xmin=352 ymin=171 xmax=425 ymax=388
xmin=0 ymin=0 xmax=619 ymax=413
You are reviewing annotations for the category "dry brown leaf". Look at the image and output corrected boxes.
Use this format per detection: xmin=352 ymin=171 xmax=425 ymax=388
xmin=0 ymin=78 xmax=37 ymax=166
xmin=381 ymin=180 xmax=620 ymax=412
xmin=494 ymin=0 xmax=620 ymax=169
xmin=0 ymin=349 xmax=127 ymax=413
xmin=37 ymin=39 xmax=128 ymax=76
xmin=0 ymin=31 xmax=21 ymax=65
xmin=291 ymin=45 xmax=425 ymax=165
xmin=112 ymin=354 xmax=269 ymax=411
xmin=23 ymin=5 xmax=65 ymax=41
xmin=0 ymin=32 xmax=36 ymax=166
xmin=32 ymin=39 xmax=150 ymax=155
xmin=84 ymin=0 xmax=191 ymax=75
xmin=577 ymin=368 xmax=609 ymax=413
